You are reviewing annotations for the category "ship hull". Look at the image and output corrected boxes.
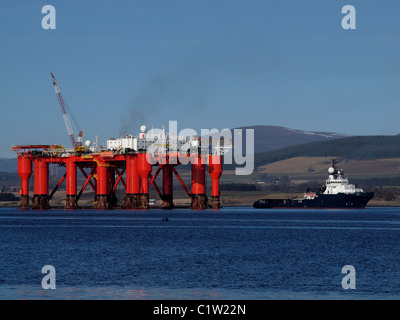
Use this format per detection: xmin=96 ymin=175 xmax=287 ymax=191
xmin=253 ymin=192 xmax=374 ymax=209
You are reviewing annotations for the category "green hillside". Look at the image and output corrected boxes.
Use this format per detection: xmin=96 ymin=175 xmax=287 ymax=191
xmin=254 ymin=135 xmax=400 ymax=168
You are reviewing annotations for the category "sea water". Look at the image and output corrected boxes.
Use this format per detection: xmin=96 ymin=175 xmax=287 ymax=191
xmin=0 ymin=206 xmax=399 ymax=300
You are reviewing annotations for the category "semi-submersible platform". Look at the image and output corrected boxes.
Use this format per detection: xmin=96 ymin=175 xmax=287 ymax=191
xmin=12 ymin=74 xmax=231 ymax=211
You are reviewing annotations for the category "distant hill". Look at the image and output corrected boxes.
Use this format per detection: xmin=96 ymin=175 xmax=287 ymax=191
xmin=0 ymin=158 xmax=17 ymax=173
xmin=232 ymin=125 xmax=349 ymax=153
xmin=254 ymin=135 xmax=400 ymax=168
xmin=257 ymin=157 xmax=400 ymax=180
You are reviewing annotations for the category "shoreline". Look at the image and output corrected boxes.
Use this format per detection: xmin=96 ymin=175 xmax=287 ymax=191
xmin=0 ymin=201 xmax=399 ymax=209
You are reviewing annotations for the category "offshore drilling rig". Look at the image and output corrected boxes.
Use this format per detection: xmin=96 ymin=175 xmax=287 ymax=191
xmin=12 ymin=74 xmax=231 ymax=210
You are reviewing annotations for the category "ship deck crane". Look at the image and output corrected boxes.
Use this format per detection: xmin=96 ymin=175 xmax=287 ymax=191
xmin=51 ymin=73 xmax=84 ymax=151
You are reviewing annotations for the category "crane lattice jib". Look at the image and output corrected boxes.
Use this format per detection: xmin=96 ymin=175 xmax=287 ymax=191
xmin=51 ymin=73 xmax=77 ymax=148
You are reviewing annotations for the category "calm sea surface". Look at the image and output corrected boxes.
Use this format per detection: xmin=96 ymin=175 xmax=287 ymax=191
xmin=0 ymin=206 xmax=400 ymax=300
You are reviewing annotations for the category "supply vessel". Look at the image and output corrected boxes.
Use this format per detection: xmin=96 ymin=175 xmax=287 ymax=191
xmin=253 ymin=160 xmax=374 ymax=209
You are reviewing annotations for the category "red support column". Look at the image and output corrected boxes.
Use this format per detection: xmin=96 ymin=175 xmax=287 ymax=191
xmin=32 ymin=158 xmax=50 ymax=210
xmin=209 ymin=155 xmax=223 ymax=209
xmin=138 ymin=153 xmax=152 ymax=209
xmin=108 ymin=166 xmax=117 ymax=207
xmin=17 ymin=156 xmax=32 ymax=210
xmin=162 ymin=164 xmax=173 ymax=209
xmin=191 ymin=155 xmax=208 ymax=210
xmin=95 ymin=162 xmax=110 ymax=209
xmin=124 ymin=155 xmax=141 ymax=209
xmin=65 ymin=160 xmax=78 ymax=209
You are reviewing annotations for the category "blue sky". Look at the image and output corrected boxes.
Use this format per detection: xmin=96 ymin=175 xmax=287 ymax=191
xmin=1 ymin=0 xmax=399 ymax=157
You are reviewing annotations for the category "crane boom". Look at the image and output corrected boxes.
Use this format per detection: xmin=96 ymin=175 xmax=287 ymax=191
xmin=51 ymin=73 xmax=82 ymax=149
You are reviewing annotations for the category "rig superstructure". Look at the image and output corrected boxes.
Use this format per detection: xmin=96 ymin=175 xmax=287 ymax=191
xmin=12 ymin=74 xmax=231 ymax=210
